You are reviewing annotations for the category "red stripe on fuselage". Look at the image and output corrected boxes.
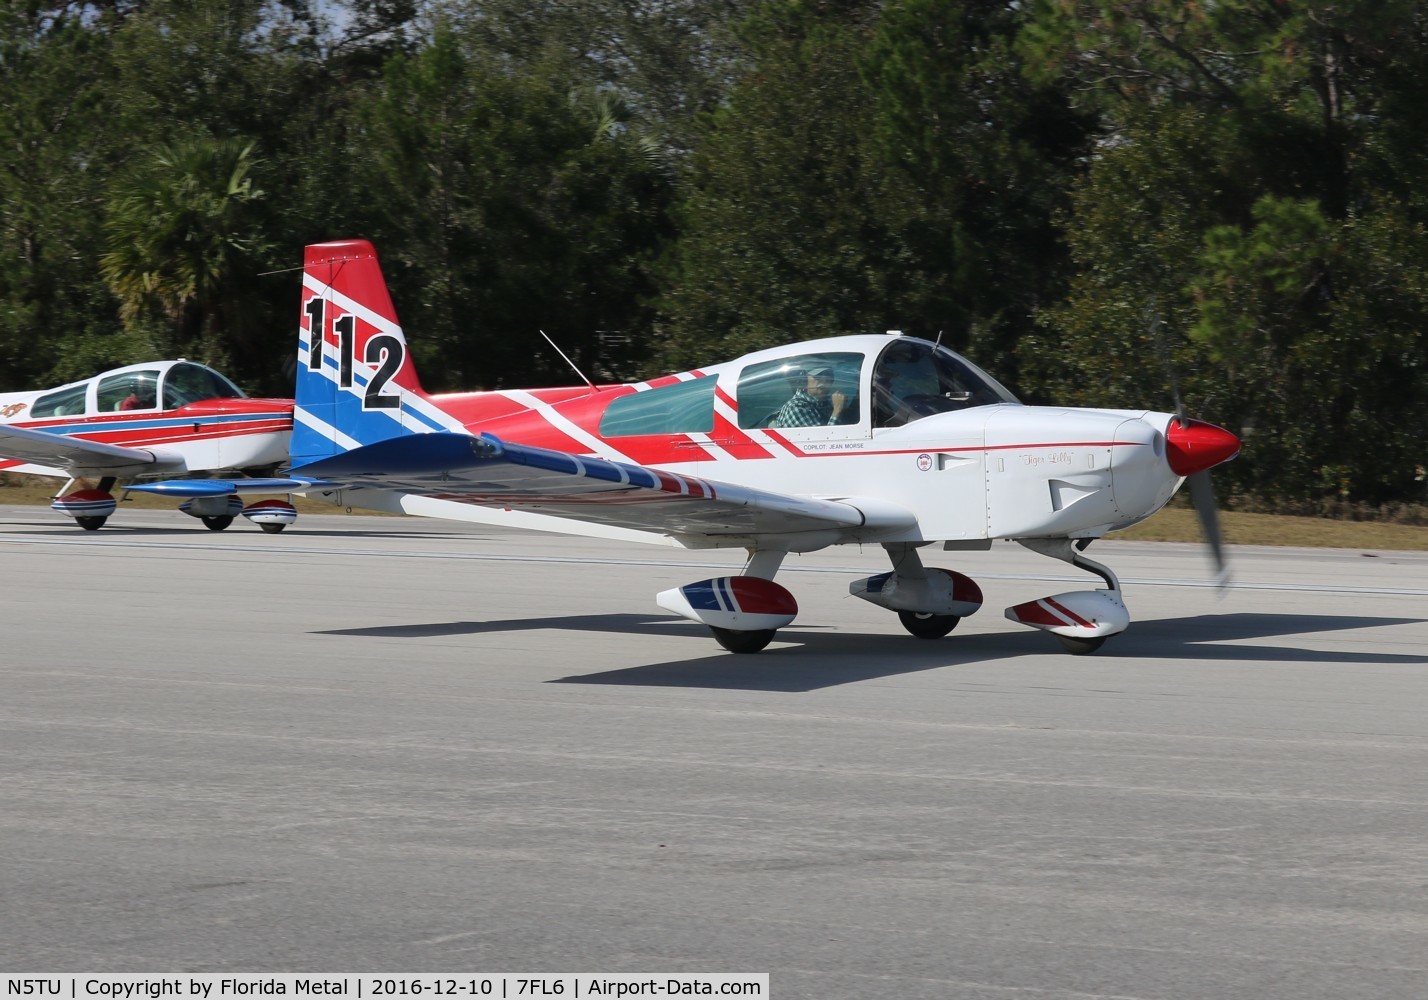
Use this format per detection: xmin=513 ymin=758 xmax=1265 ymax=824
xmin=75 ymin=421 xmax=292 ymax=448
xmin=760 ymin=429 xmax=805 ymax=457
xmin=709 ymin=413 xmax=775 ymax=460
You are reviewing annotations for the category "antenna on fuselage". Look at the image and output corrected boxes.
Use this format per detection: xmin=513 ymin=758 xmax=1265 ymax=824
xmin=539 ymin=329 xmax=601 ymax=392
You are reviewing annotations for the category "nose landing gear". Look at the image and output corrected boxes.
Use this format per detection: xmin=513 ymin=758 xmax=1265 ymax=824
xmin=1005 ymin=538 xmax=1128 ymax=654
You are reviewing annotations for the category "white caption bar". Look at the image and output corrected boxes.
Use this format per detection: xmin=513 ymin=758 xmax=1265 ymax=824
xmin=5 ymin=977 xmax=768 ymax=1000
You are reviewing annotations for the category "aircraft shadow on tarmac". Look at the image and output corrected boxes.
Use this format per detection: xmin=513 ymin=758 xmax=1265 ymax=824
xmin=318 ymin=611 xmax=1426 ymax=692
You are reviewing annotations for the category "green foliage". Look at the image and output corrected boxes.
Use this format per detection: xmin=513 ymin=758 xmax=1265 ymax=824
xmin=657 ymin=4 xmax=906 ymax=369
xmin=0 ymin=6 xmax=120 ymax=389
xmin=100 ymin=137 xmax=272 ymax=373
xmin=435 ymin=0 xmax=759 ymax=153
xmin=351 ymin=25 xmax=674 ymax=388
xmin=658 ymin=0 xmax=1090 ymax=383
xmin=860 ymin=0 xmax=1093 ymax=378
xmin=1022 ymin=0 xmax=1428 ymax=504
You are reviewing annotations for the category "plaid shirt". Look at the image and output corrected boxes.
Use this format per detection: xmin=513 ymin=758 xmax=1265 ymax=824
xmin=770 ymin=389 xmax=833 ymax=427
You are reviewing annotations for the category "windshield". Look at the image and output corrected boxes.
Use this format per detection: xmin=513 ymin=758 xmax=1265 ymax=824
xmin=872 ymin=339 xmax=1017 ymax=427
xmin=162 ymin=363 xmax=246 ymax=408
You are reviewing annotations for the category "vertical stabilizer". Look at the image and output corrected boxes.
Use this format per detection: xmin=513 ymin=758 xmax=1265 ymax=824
xmin=293 ymin=239 xmax=457 ymax=464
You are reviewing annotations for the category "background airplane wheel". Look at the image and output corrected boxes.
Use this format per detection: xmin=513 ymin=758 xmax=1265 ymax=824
xmin=201 ymin=515 xmax=234 ymax=531
xmin=258 ymin=522 xmax=287 ymax=533
xmin=75 ymin=516 xmax=107 ymax=531
xmin=710 ymin=627 xmax=776 ymax=654
xmin=898 ymin=611 xmax=959 ymax=639
xmin=1057 ymin=634 xmax=1106 ymax=655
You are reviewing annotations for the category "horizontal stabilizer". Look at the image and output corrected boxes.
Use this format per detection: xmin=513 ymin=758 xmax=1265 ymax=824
xmin=292 ymin=431 xmax=499 ymax=479
xmin=126 ymin=477 xmax=327 ymax=498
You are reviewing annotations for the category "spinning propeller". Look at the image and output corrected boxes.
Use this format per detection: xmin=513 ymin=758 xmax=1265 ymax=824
xmin=1152 ymin=307 xmax=1240 ymax=585
xmin=1165 ymin=415 xmax=1239 ymax=584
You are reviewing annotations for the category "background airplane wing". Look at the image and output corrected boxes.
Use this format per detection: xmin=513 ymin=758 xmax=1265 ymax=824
xmin=0 ymin=423 xmax=158 ymax=473
xmin=288 ymin=431 xmax=914 ymax=541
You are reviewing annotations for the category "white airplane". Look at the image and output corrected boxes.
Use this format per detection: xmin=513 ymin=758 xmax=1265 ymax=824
xmin=133 ymin=239 xmax=1240 ymax=653
xmin=0 ymin=359 xmax=298 ymax=531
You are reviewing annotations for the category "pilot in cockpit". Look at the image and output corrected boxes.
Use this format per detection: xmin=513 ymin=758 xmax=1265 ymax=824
xmin=119 ymin=386 xmax=156 ymax=410
xmin=769 ymin=365 xmax=848 ymax=427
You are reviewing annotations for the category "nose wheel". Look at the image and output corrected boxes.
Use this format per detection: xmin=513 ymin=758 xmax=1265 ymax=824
xmin=1056 ymin=634 xmax=1106 ymax=655
xmin=897 ymin=611 xmax=960 ymax=639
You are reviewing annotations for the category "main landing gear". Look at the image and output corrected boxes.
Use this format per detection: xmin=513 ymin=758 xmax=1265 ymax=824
xmin=182 ymin=496 xmax=299 ymax=532
xmin=656 ymin=550 xmax=798 ymax=654
xmin=50 ymin=476 xmax=119 ymax=530
xmin=851 ymin=543 xmax=985 ymax=641
xmin=49 ymin=478 xmax=299 ymax=534
xmin=897 ymin=610 xmax=960 ymax=639
xmin=709 ymin=627 xmax=779 ymax=654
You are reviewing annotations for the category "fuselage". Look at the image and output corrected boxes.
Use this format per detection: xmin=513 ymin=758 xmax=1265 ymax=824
xmin=392 ymin=334 xmax=1199 ymax=545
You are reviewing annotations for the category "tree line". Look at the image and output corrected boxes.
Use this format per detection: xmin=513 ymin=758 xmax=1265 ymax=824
xmin=2 ymin=0 xmax=1426 ymax=508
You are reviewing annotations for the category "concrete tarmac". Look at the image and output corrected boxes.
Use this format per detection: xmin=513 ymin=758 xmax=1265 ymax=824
xmin=2 ymin=504 xmax=1427 ymax=998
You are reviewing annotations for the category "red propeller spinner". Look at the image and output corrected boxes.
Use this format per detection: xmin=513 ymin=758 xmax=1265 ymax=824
xmin=1165 ymin=418 xmax=1241 ymax=477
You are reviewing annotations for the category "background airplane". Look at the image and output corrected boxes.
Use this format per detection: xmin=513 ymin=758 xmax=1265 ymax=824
xmin=0 ymin=359 xmax=298 ymax=531
xmin=133 ymin=239 xmax=1240 ymax=653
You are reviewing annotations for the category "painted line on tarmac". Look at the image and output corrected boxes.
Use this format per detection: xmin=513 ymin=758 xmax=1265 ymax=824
xmin=4 ymin=532 xmax=1428 ymax=596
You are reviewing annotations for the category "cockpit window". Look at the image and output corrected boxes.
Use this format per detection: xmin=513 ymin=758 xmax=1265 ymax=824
xmin=31 ymin=383 xmax=90 ymax=418
xmin=872 ymin=339 xmax=1017 ymax=428
xmin=97 ymin=370 xmax=161 ymax=412
xmin=599 ymin=375 xmax=717 ymax=436
xmin=162 ymin=363 xmax=245 ymax=408
xmin=736 ymin=352 xmax=864 ymax=429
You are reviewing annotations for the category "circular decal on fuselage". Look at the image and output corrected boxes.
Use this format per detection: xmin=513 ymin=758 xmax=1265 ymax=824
xmin=916 ymin=453 xmax=933 ymax=472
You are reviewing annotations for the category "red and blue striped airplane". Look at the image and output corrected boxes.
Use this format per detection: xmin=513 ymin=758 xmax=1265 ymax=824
xmin=0 ymin=359 xmax=297 ymax=532
xmin=133 ymin=239 xmax=1240 ymax=653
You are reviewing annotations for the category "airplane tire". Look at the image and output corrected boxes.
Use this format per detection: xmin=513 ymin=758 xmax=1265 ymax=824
xmin=710 ymin=627 xmax=777 ymax=654
xmin=1057 ymin=634 xmax=1106 ymax=655
xmin=76 ymin=516 xmax=107 ymax=531
xmin=258 ymin=522 xmax=287 ymax=534
xmin=898 ymin=611 xmax=959 ymax=639
xmin=201 ymin=515 xmax=235 ymax=531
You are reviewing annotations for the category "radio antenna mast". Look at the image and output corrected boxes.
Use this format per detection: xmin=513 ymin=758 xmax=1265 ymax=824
xmin=540 ymin=329 xmax=601 ymax=392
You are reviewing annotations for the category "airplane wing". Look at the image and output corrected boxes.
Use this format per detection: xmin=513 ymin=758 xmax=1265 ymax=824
xmin=0 ymin=422 xmax=159 ymax=474
xmin=288 ymin=432 xmax=916 ymax=542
